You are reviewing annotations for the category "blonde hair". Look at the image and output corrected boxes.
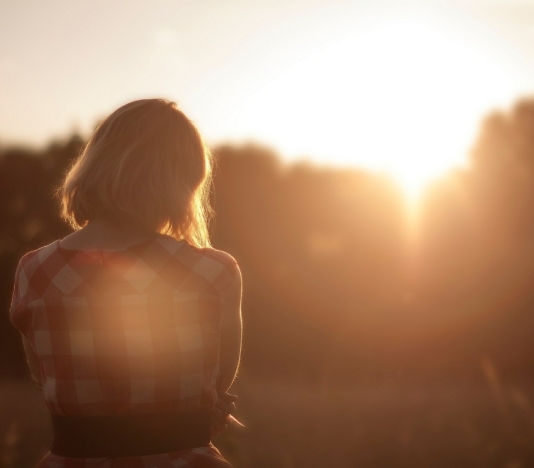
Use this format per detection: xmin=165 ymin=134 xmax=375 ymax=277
xmin=58 ymin=98 xmax=213 ymax=248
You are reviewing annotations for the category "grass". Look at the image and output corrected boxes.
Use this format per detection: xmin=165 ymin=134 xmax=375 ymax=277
xmin=217 ymin=377 xmax=534 ymax=468
xmin=2 ymin=377 xmax=534 ymax=467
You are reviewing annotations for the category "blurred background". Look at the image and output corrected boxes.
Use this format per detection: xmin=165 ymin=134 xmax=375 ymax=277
xmin=3 ymin=1 xmax=534 ymax=467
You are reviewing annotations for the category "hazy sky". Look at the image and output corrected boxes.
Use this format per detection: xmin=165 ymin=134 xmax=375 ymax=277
xmin=2 ymin=0 xmax=534 ymax=175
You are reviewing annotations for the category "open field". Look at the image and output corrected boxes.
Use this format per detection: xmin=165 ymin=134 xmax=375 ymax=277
xmin=2 ymin=378 xmax=534 ymax=468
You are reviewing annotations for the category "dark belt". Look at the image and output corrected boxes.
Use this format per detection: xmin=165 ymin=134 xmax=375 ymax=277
xmin=50 ymin=411 xmax=211 ymax=458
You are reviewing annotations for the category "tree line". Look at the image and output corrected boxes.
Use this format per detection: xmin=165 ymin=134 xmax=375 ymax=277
xmin=2 ymin=100 xmax=534 ymax=383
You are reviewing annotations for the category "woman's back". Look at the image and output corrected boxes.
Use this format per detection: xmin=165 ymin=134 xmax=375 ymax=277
xmin=10 ymin=98 xmax=242 ymax=467
xmin=11 ymin=233 xmax=237 ymax=416
xmin=11 ymin=231 xmax=238 ymax=467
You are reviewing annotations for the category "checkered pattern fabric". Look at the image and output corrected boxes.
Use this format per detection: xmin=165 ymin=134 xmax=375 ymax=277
xmin=10 ymin=235 xmax=238 ymax=467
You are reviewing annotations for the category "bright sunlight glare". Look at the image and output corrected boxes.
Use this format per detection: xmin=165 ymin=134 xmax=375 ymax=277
xmin=236 ymin=20 xmax=526 ymax=201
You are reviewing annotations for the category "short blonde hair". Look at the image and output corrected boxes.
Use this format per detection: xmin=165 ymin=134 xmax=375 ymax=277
xmin=59 ymin=98 xmax=213 ymax=248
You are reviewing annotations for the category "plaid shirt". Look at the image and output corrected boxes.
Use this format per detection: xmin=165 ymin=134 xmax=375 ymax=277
xmin=10 ymin=235 xmax=238 ymax=467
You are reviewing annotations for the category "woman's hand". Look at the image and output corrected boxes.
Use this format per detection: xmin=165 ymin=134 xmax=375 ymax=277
xmin=210 ymin=391 xmax=238 ymax=437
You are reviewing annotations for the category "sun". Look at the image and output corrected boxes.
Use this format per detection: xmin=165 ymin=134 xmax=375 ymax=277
xmin=236 ymin=20 xmax=523 ymax=200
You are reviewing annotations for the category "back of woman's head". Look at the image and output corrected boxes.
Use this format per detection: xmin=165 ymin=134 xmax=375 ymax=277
xmin=59 ymin=98 xmax=213 ymax=248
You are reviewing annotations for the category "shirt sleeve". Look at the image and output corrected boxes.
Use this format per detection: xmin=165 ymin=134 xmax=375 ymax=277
xmin=9 ymin=254 xmax=32 ymax=336
xmin=204 ymin=249 xmax=240 ymax=299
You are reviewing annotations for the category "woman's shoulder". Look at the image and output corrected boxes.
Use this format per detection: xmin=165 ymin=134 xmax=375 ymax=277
xmin=155 ymin=234 xmax=237 ymax=269
xmin=168 ymin=241 xmax=240 ymax=291
xmin=15 ymin=240 xmax=60 ymax=277
xmin=11 ymin=241 xmax=61 ymax=317
xmin=195 ymin=248 xmax=240 ymax=296
xmin=197 ymin=247 xmax=239 ymax=272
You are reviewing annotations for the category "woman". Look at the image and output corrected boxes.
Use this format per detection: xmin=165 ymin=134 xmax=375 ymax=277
xmin=9 ymin=99 xmax=242 ymax=467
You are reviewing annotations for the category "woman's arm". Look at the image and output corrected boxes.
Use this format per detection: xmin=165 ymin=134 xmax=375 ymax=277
xmin=217 ymin=265 xmax=243 ymax=393
xmin=22 ymin=336 xmax=42 ymax=389
xmin=210 ymin=266 xmax=242 ymax=436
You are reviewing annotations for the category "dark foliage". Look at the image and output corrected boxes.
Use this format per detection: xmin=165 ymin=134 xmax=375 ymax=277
xmin=2 ymin=100 xmax=534 ymax=386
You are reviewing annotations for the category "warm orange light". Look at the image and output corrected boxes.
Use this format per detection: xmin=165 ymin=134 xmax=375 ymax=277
xmin=237 ymin=21 xmax=523 ymax=201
